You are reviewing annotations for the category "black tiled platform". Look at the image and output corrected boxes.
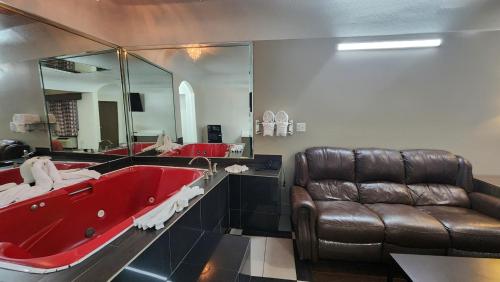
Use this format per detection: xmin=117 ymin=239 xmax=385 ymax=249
xmin=171 ymin=232 xmax=250 ymax=282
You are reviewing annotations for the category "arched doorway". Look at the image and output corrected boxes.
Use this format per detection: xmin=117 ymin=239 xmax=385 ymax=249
xmin=179 ymin=81 xmax=197 ymax=143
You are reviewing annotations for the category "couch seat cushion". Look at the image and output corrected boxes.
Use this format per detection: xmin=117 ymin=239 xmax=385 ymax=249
xmin=418 ymin=206 xmax=500 ymax=253
xmin=365 ymin=204 xmax=449 ymax=249
xmin=316 ymin=201 xmax=384 ymax=243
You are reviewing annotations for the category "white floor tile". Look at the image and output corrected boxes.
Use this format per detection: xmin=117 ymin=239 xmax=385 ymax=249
xmin=247 ymin=236 xmax=266 ymax=276
xmin=263 ymin=237 xmax=297 ymax=280
xmin=229 ymin=228 xmax=243 ymax=235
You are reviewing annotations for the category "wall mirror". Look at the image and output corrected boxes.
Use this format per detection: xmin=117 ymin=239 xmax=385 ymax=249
xmin=124 ymin=53 xmax=176 ymax=155
xmin=130 ymin=44 xmax=254 ymax=158
xmin=0 ymin=5 xmax=124 ymax=161
xmin=39 ymin=50 xmax=129 ymax=155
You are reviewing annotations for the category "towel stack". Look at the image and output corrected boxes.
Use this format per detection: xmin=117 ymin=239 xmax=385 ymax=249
xmin=0 ymin=158 xmax=101 ymax=208
xmin=10 ymin=114 xmax=41 ymax=133
xmin=134 ymin=185 xmax=204 ymax=230
xmin=155 ymin=135 xmax=181 ymax=153
xmin=230 ymin=144 xmax=245 ymax=153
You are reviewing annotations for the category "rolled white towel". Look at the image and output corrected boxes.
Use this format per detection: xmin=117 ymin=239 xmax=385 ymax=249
xmin=276 ymin=122 xmax=288 ymax=137
xmin=224 ymin=164 xmax=249 ymax=174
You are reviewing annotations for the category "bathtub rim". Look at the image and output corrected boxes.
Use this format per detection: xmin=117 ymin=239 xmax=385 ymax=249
xmin=0 ymin=165 xmax=206 ymax=274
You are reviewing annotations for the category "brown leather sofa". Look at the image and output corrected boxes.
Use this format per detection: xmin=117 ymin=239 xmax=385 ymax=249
xmin=291 ymin=147 xmax=500 ymax=262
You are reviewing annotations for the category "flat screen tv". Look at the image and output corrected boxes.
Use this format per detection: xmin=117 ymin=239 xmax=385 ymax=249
xmin=130 ymin=93 xmax=144 ymax=112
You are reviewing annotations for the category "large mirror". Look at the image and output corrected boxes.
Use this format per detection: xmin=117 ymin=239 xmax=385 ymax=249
xmin=39 ymin=50 xmax=129 ymax=155
xmin=0 ymin=5 xmax=124 ymax=161
xmin=130 ymin=44 xmax=254 ymax=158
xmin=124 ymin=54 xmax=176 ymax=155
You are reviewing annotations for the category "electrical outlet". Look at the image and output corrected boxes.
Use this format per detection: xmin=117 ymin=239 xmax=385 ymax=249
xmin=296 ymin=122 xmax=306 ymax=132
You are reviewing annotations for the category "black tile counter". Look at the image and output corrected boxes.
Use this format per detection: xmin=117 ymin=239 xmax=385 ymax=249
xmin=0 ymin=155 xmax=282 ymax=282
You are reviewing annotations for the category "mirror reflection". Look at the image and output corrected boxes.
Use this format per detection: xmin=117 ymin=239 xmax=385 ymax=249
xmin=0 ymin=7 xmax=113 ymax=163
xmin=125 ymin=54 xmax=176 ymax=155
xmin=39 ymin=51 xmax=129 ymax=155
xmin=131 ymin=44 xmax=253 ymax=158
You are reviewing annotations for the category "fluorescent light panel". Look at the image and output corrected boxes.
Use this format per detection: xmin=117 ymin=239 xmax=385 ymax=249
xmin=337 ymin=39 xmax=442 ymax=51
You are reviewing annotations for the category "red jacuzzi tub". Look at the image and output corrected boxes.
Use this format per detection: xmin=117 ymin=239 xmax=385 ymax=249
xmin=0 ymin=162 xmax=97 ymax=186
xmin=103 ymin=142 xmax=155 ymax=156
xmin=160 ymin=143 xmax=230 ymax=158
xmin=0 ymin=165 xmax=203 ymax=273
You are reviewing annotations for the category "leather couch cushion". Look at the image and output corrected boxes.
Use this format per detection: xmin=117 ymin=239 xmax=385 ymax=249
xmin=316 ymin=201 xmax=384 ymax=243
xmin=305 ymin=147 xmax=355 ymax=181
xmin=358 ymin=183 xmax=413 ymax=205
xmin=366 ymin=204 xmax=449 ymax=249
xmin=355 ymin=149 xmax=405 ymax=183
xmin=418 ymin=206 xmax=500 ymax=253
xmin=402 ymin=150 xmax=459 ymax=185
xmin=408 ymin=184 xmax=470 ymax=207
xmin=308 ymin=180 xmax=358 ymax=201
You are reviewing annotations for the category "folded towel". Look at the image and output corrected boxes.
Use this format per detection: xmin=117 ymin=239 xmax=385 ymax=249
xmin=10 ymin=122 xmax=27 ymax=133
xmin=262 ymin=122 xmax=275 ymax=136
xmin=0 ymin=183 xmax=17 ymax=192
xmin=225 ymin=164 xmax=249 ymax=174
xmin=47 ymin=114 xmax=57 ymax=124
xmin=276 ymin=121 xmax=288 ymax=137
xmin=13 ymin=114 xmax=40 ymax=124
xmin=133 ymin=185 xmax=204 ymax=230
xmin=230 ymin=144 xmax=245 ymax=153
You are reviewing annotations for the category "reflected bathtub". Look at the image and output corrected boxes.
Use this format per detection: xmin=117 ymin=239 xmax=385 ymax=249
xmin=0 ymin=165 xmax=203 ymax=273
xmin=159 ymin=143 xmax=230 ymax=158
xmin=102 ymin=142 xmax=155 ymax=156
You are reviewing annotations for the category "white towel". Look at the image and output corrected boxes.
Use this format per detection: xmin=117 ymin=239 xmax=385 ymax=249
xmin=13 ymin=114 xmax=40 ymax=124
xmin=276 ymin=121 xmax=288 ymax=137
xmin=156 ymin=135 xmax=181 ymax=153
xmin=141 ymin=134 xmax=165 ymax=152
xmin=262 ymin=122 xmax=275 ymax=136
xmin=9 ymin=122 xmax=27 ymax=133
xmin=31 ymin=159 xmax=54 ymax=190
xmin=133 ymin=185 xmax=204 ymax=230
xmin=20 ymin=156 xmax=51 ymax=184
xmin=0 ymin=184 xmax=51 ymax=208
xmin=224 ymin=164 xmax=249 ymax=174
xmin=230 ymin=144 xmax=245 ymax=153
xmin=47 ymin=114 xmax=57 ymax=124
xmin=0 ymin=183 xmax=17 ymax=192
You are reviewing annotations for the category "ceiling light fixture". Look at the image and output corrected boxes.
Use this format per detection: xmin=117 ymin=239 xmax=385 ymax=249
xmin=186 ymin=47 xmax=202 ymax=61
xmin=337 ymin=39 xmax=442 ymax=51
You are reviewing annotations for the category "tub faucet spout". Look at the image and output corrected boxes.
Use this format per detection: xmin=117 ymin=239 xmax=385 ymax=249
xmin=188 ymin=156 xmax=213 ymax=178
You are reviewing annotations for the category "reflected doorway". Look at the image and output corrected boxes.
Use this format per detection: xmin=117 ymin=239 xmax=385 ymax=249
xmin=179 ymin=81 xmax=197 ymax=143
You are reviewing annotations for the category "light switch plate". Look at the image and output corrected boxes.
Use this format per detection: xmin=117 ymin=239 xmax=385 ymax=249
xmin=296 ymin=122 xmax=306 ymax=132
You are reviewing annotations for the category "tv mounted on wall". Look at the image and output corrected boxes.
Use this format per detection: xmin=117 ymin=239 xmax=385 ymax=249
xmin=130 ymin=92 xmax=144 ymax=112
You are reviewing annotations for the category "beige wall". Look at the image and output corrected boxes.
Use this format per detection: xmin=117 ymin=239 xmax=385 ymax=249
xmin=253 ymin=31 xmax=500 ymax=195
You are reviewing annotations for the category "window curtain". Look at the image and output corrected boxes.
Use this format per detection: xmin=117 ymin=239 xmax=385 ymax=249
xmin=48 ymin=100 xmax=79 ymax=137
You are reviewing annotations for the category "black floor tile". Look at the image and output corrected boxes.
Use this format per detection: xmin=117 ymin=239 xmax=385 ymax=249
xmin=170 ymin=262 xmax=238 ymax=282
xmin=249 ymin=277 xmax=295 ymax=282
xmin=183 ymin=232 xmax=250 ymax=271
xmin=242 ymin=229 xmax=292 ymax=238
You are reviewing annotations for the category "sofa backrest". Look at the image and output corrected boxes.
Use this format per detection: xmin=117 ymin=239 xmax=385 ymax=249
xmin=298 ymin=147 xmax=358 ymax=201
xmin=295 ymin=147 xmax=473 ymax=207
xmin=355 ymin=148 xmax=413 ymax=205
xmin=402 ymin=149 xmax=470 ymax=207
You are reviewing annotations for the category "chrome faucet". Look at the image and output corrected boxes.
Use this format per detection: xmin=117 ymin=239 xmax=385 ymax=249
xmin=188 ymin=156 xmax=213 ymax=179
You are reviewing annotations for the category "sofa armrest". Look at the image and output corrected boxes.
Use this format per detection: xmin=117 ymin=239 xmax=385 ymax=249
xmin=469 ymin=192 xmax=500 ymax=220
xmin=291 ymin=185 xmax=317 ymax=260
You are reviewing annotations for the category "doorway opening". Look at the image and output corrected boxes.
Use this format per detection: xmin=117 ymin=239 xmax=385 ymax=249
xmin=179 ymin=81 xmax=197 ymax=143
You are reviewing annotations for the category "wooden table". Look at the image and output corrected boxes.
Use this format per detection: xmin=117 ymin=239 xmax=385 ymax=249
xmin=389 ymin=254 xmax=500 ymax=282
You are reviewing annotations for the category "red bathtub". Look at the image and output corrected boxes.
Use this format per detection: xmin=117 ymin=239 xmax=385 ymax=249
xmin=160 ymin=143 xmax=230 ymax=158
xmin=0 ymin=165 xmax=203 ymax=273
xmin=103 ymin=142 xmax=155 ymax=156
xmin=0 ymin=162 xmax=97 ymax=186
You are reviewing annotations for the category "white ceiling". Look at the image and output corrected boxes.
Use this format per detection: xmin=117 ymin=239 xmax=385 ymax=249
xmin=2 ymin=0 xmax=500 ymax=47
